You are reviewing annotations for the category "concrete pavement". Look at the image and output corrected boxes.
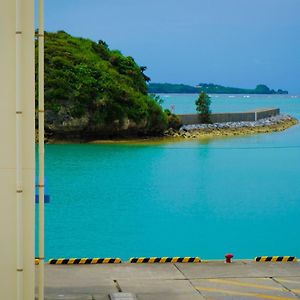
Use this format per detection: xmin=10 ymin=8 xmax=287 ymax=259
xmin=36 ymin=261 xmax=300 ymax=300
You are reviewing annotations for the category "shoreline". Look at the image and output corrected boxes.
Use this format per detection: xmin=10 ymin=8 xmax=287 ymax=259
xmin=164 ymin=114 xmax=298 ymax=140
xmin=45 ymin=115 xmax=298 ymax=144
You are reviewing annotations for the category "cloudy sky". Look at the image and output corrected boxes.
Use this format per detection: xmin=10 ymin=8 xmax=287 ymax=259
xmin=38 ymin=0 xmax=300 ymax=93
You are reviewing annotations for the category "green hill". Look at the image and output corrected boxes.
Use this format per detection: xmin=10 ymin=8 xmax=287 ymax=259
xmin=37 ymin=31 xmax=169 ymax=139
xmin=148 ymin=83 xmax=198 ymax=94
xmin=196 ymin=83 xmax=288 ymax=94
xmin=148 ymin=83 xmax=288 ymax=94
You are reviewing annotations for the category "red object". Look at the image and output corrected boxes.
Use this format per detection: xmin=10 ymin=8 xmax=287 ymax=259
xmin=225 ymin=253 xmax=234 ymax=263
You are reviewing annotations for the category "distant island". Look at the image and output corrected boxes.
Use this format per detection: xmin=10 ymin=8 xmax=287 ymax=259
xmin=148 ymin=83 xmax=288 ymax=94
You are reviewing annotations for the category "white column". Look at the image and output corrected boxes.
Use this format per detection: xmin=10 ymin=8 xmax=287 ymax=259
xmin=38 ymin=0 xmax=45 ymax=299
xmin=0 ymin=0 xmax=35 ymax=299
xmin=22 ymin=0 xmax=35 ymax=299
xmin=0 ymin=1 xmax=17 ymax=297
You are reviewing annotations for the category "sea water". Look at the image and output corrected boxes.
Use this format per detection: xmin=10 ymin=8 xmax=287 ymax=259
xmin=37 ymin=94 xmax=300 ymax=260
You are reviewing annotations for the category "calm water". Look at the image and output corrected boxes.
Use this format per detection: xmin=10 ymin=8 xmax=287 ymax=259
xmin=38 ymin=94 xmax=300 ymax=260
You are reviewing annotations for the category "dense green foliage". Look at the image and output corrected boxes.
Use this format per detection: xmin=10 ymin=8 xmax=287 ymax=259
xmin=195 ymin=92 xmax=211 ymax=123
xmin=164 ymin=109 xmax=182 ymax=129
xmin=148 ymin=83 xmax=288 ymax=94
xmin=35 ymin=31 xmax=168 ymax=137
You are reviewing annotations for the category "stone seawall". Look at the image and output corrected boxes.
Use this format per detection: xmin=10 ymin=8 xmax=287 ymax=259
xmin=178 ymin=108 xmax=280 ymax=125
xmin=164 ymin=115 xmax=298 ymax=139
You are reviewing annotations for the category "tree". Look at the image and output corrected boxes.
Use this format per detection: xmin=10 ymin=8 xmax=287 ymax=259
xmin=195 ymin=92 xmax=211 ymax=123
xmin=140 ymin=66 xmax=151 ymax=82
xmin=255 ymin=84 xmax=270 ymax=94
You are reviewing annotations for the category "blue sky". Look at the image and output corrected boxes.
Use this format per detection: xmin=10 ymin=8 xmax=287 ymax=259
xmin=38 ymin=0 xmax=300 ymax=93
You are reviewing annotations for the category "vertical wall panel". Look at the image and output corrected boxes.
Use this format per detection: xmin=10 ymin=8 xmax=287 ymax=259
xmin=0 ymin=0 xmax=17 ymax=298
xmin=0 ymin=0 xmax=35 ymax=299
xmin=22 ymin=0 xmax=35 ymax=299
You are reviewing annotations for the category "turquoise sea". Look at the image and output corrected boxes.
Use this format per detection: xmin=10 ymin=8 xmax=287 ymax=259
xmin=38 ymin=94 xmax=300 ymax=260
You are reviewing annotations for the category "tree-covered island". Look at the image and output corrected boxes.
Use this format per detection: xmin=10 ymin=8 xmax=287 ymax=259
xmin=148 ymin=83 xmax=288 ymax=94
xmin=38 ymin=31 xmax=179 ymax=140
xmin=36 ymin=31 xmax=293 ymax=142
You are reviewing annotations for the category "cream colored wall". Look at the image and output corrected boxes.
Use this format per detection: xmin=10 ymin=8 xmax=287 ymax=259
xmin=0 ymin=0 xmax=35 ymax=299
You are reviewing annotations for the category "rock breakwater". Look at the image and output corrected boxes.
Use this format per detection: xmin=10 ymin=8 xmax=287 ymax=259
xmin=164 ymin=115 xmax=298 ymax=139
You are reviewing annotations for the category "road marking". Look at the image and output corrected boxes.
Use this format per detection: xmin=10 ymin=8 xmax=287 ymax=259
xmin=276 ymin=279 xmax=300 ymax=284
xmin=196 ymin=287 xmax=297 ymax=300
xmin=208 ymin=279 xmax=285 ymax=291
xmin=273 ymin=279 xmax=300 ymax=293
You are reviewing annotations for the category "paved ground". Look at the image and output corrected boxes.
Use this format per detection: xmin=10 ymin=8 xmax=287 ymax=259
xmin=36 ymin=261 xmax=300 ymax=300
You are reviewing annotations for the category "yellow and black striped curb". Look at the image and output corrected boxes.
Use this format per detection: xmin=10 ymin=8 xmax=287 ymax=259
xmin=129 ymin=257 xmax=201 ymax=263
xmin=255 ymin=256 xmax=297 ymax=262
xmin=48 ymin=258 xmax=122 ymax=264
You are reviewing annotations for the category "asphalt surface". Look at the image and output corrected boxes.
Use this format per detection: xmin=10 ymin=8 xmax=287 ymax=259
xmin=35 ymin=261 xmax=300 ymax=300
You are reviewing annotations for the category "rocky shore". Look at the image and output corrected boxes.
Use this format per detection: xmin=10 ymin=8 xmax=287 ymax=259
xmin=41 ymin=115 xmax=298 ymax=144
xmin=164 ymin=115 xmax=298 ymax=139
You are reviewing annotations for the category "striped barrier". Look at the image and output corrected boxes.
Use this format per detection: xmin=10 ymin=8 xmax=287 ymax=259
xmin=255 ymin=256 xmax=297 ymax=262
xmin=48 ymin=258 xmax=122 ymax=264
xmin=129 ymin=257 xmax=201 ymax=263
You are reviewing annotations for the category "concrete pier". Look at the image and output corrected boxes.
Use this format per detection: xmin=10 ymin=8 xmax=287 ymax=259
xmin=37 ymin=261 xmax=300 ymax=299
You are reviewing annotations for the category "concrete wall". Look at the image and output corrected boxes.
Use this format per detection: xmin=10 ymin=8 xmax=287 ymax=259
xmin=256 ymin=108 xmax=280 ymax=120
xmin=0 ymin=1 xmax=35 ymax=299
xmin=178 ymin=108 xmax=280 ymax=125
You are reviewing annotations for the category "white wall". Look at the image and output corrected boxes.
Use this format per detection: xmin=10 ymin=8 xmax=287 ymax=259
xmin=0 ymin=0 xmax=35 ymax=299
